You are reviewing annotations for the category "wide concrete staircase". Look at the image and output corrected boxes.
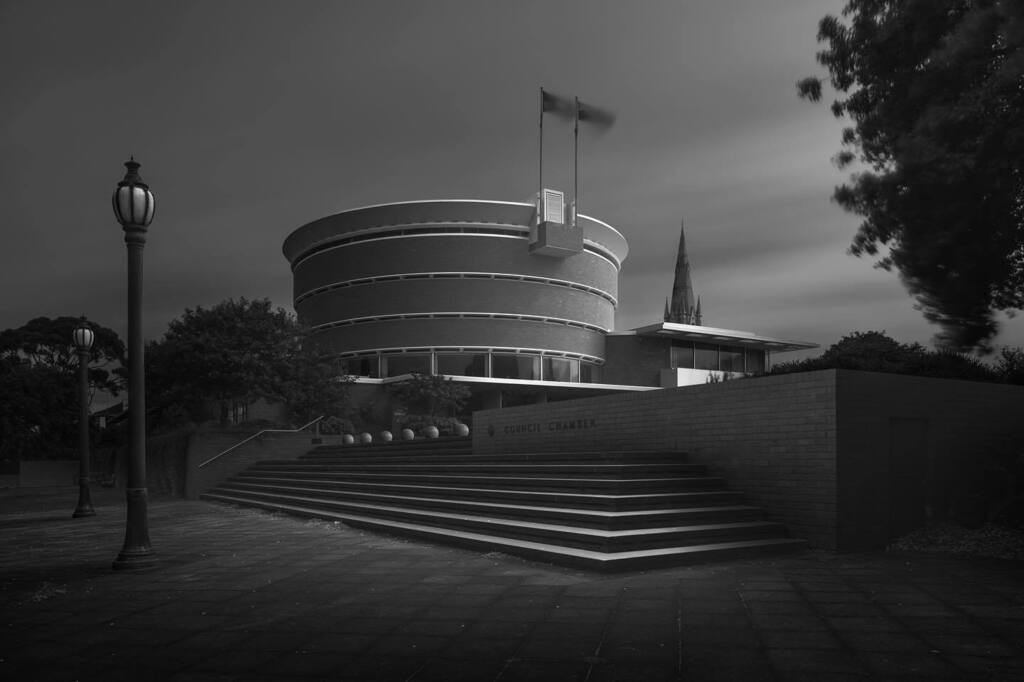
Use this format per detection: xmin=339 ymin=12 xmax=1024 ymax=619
xmin=201 ymin=438 xmax=805 ymax=571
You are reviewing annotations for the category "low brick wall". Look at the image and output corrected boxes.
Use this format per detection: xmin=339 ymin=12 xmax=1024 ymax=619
xmin=835 ymin=371 xmax=1024 ymax=549
xmin=473 ymin=369 xmax=1024 ymax=550
xmin=185 ymin=430 xmax=333 ymax=499
xmin=473 ymin=371 xmax=839 ymax=548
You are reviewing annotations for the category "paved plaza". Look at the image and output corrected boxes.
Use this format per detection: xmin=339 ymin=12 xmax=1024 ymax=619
xmin=2 ymin=487 xmax=1022 ymax=681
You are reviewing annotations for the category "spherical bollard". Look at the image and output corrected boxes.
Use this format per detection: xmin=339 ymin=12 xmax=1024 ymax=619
xmin=401 ymin=428 xmax=415 ymax=441
xmin=454 ymin=423 xmax=470 ymax=437
xmin=379 ymin=430 xmax=393 ymax=442
xmin=423 ymin=425 xmax=439 ymax=439
xmin=342 ymin=433 xmax=354 ymax=446
xmin=359 ymin=432 xmax=373 ymax=444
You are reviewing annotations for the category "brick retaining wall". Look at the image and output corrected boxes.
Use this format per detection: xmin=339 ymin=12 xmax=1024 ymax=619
xmin=472 ymin=369 xmax=1024 ymax=550
xmin=473 ymin=371 xmax=839 ymax=548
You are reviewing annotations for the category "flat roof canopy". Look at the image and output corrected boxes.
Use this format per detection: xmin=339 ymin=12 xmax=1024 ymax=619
xmin=623 ymin=322 xmax=818 ymax=353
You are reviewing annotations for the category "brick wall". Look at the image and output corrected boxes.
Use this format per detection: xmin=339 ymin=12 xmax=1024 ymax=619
xmin=472 ymin=369 xmax=1024 ymax=550
xmin=473 ymin=370 xmax=839 ymax=548
xmin=835 ymin=371 xmax=1024 ymax=549
xmin=185 ymin=429 xmax=334 ymax=499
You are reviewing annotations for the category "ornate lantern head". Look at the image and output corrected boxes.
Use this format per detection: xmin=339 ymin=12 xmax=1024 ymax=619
xmin=112 ymin=157 xmax=155 ymax=228
xmin=72 ymin=317 xmax=95 ymax=352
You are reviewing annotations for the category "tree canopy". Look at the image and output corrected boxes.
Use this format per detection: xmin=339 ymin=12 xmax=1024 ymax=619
xmin=146 ymin=297 xmax=348 ymax=427
xmin=0 ymin=315 xmax=126 ymax=396
xmin=770 ymin=330 xmax=1016 ymax=382
xmin=797 ymin=0 xmax=1024 ymax=351
xmin=387 ymin=373 xmax=470 ymax=424
xmin=0 ymin=316 xmax=126 ymax=460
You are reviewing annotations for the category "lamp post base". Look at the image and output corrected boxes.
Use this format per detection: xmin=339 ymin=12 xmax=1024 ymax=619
xmin=72 ymin=479 xmax=96 ymax=518
xmin=112 ymin=487 xmax=156 ymax=570
xmin=112 ymin=547 xmax=158 ymax=571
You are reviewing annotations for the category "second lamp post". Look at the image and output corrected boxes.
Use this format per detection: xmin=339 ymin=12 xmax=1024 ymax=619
xmin=72 ymin=317 xmax=95 ymax=518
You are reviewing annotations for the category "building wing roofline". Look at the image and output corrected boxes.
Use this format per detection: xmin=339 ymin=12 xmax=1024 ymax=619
xmin=628 ymin=321 xmax=818 ymax=352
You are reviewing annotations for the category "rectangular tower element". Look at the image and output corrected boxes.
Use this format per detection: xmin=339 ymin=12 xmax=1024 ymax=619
xmin=529 ymin=188 xmax=583 ymax=258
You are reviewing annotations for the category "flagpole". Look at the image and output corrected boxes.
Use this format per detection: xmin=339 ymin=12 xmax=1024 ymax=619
xmin=538 ymin=87 xmax=544 ymax=226
xmin=573 ymin=96 xmax=580 ymax=228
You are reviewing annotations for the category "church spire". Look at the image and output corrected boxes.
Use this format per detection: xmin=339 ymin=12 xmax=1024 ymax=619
xmin=666 ymin=219 xmax=702 ymax=325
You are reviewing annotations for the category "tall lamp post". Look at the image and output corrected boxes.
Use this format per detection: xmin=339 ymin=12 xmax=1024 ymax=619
xmin=112 ymin=157 xmax=157 ymax=570
xmin=72 ymin=317 xmax=96 ymax=518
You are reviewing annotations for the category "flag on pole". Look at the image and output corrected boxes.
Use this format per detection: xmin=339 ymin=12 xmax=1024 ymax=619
xmin=576 ymin=99 xmax=616 ymax=129
xmin=541 ymin=88 xmax=574 ymax=119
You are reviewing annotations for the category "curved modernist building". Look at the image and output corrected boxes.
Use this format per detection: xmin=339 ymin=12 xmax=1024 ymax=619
xmin=283 ymin=199 xmax=628 ymax=386
xmin=284 ymin=197 xmax=817 ymax=413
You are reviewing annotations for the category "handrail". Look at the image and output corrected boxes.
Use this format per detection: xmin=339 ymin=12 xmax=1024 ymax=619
xmin=198 ymin=416 xmax=325 ymax=469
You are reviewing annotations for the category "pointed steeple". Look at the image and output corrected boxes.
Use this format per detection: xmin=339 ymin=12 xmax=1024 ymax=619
xmin=666 ymin=219 xmax=702 ymax=325
xmin=663 ymin=297 xmax=671 ymax=322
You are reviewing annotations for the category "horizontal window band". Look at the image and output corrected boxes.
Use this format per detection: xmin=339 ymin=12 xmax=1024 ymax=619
xmin=294 ymin=271 xmax=618 ymax=307
xmin=309 ymin=312 xmax=609 ymax=334
xmin=330 ymin=346 xmax=604 ymax=365
xmin=291 ymin=228 xmax=621 ymax=271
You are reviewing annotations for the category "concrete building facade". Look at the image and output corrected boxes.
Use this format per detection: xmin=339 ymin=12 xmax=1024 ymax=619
xmin=283 ymin=198 xmax=814 ymax=407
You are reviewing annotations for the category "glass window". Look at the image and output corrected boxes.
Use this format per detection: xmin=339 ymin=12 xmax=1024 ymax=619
xmin=720 ymin=346 xmax=744 ymax=372
xmin=382 ymin=353 xmax=431 ymax=377
xmin=694 ymin=342 xmax=719 ymax=371
xmin=670 ymin=341 xmax=694 ymax=369
xmin=746 ymin=348 xmax=766 ymax=374
xmin=340 ymin=354 xmax=379 ymax=377
xmin=491 ymin=353 xmax=540 ymax=380
xmin=580 ymin=362 xmax=601 ymax=383
xmin=543 ymin=357 xmax=579 ymax=382
xmin=436 ymin=353 xmax=487 ymax=377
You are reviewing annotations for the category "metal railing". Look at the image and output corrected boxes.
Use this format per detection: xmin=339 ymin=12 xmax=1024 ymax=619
xmin=198 ymin=416 xmax=325 ymax=469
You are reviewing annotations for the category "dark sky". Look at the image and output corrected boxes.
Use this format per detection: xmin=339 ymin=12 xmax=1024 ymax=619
xmin=3 ymin=0 xmax=1021 ymax=357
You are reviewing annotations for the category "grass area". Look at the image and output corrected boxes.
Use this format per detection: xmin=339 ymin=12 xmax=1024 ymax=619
xmin=888 ymin=523 xmax=1024 ymax=561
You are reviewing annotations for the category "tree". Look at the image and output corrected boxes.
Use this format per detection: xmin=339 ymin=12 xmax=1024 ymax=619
xmin=771 ymin=330 xmax=997 ymax=381
xmin=797 ymin=1 xmax=1024 ymax=351
xmin=387 ymin=373 xmax=470 ymax=425
xmin=0 ymin=316 xmax=126 ymax=396
xmin=146 ymin=298 xmax=348 ymax=427
xmin=279 ymin=348 xmax=351 ymax=427
xmin=0 ymin=316 xmax=126 ymax=460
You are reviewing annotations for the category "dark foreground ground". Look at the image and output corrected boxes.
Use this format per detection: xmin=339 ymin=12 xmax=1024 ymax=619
xmin=2 ymin=487 xmax=1023 ymax=682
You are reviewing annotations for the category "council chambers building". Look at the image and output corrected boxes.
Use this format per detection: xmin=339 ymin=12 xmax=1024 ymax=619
xmin=282 ymin=193 xmax=816 ymax=412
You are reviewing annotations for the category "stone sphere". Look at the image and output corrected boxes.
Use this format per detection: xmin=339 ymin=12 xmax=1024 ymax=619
xmin=379 ymin=430 xmax=393 ymax=442
xmin=359 ymin=432 xmax=373 ymax=444
xmin=454 ymin=423 xmax=470 ymax=437
xmin=342 ymin=434 xmax=355 ymax=446
xmin=423 ymin=425 xmax=440 ymax=439
xmin=401 ymin=428 xmax=415 ymax=440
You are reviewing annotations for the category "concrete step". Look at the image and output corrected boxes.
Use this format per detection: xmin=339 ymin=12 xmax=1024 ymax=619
xmin=202 ymin=490 xmax=789 ymax=552
xmin=249 ymin=461 xmax=708 ymax=477
xmin=200 ymin=493 xmax=805 ymax=571
xmin=302 ymin=448 xmax=688 ymax=465
xmin=203 ymin=440 xmax=805 ymax=569
xmin=212 ymin=480 xmax=764 ymax=529
xmin=233 ymin=470 xmax=725 ymax=493
xmin=217 ymin=475 xmax=746 ymax=510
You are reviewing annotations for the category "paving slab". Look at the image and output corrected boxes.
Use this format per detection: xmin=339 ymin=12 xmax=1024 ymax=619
xmin=2 ymin=486 xmax=1023 ymax=681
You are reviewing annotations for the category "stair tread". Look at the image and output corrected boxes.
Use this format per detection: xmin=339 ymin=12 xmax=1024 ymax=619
xmin=226 ymin=476 xmax=737 ymax=502
xmin=238 ymin=471 xmax=721 ymax=484
xmin=202 ymin=490 xmax=782 ymax=538
xmin=202 ymin=494 xmax=803 ymax=564
xmin=214 ymin=482 xmax=758 ymax=518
